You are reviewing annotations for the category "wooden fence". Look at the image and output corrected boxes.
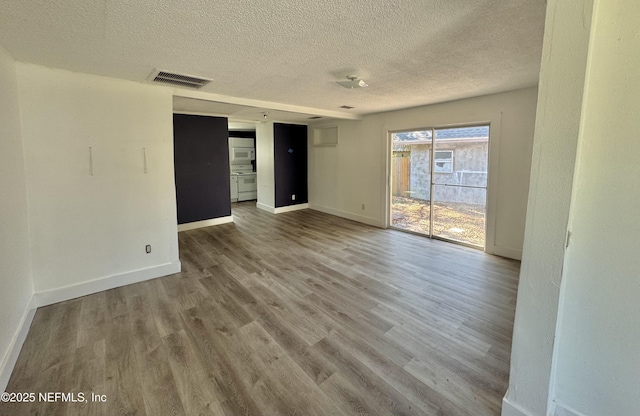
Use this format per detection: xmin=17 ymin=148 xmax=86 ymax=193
xmin=392 ymin=151 xmax=411 ymax=197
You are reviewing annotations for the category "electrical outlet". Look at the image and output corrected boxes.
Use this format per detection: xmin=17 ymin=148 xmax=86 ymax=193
xmin=292 ymin=194 xmax=296 ymax=200
xmin=145 ymin=244 xmax=151 ymax=254
xmin=362 ymin=204 xmax=365 ymax=210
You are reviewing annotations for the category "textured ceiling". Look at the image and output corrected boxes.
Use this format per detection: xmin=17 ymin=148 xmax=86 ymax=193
xmin=0 ymin=0 xmax=546 ymax=115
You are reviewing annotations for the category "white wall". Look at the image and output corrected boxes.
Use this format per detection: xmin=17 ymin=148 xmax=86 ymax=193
xmin=308 ymin=119 xmax=382 ymax=227
xmin=16 ymin=64 xmax=180 ymax=299
xmin=550 ymin=1 xmax=640 ymax=414
xmin=256 ymin=121 xmax=275 ymax=211
xmin=502 ymin=1 xmax=594 ymax=415
xmin=0 ymin=45 xmax=35 ymax=389
xmin=309 ymin=87 xmax=538 ymax=259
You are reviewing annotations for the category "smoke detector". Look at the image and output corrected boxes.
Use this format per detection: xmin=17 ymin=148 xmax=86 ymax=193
xmin=337 ymin=76 xmax=368 ymax=89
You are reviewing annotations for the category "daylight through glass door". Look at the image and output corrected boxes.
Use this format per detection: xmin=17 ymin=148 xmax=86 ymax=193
xmin=390 ymin=125 xmax=489 ymax=248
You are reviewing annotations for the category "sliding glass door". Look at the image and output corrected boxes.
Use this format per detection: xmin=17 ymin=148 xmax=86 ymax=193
xmin=391 ymin=129 xmax=432 ymax=235
xmin=390 ymin=125 xmax=489 ymax=248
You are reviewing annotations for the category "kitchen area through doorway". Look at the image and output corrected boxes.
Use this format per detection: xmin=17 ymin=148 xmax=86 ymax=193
xmin=228 ymin=122 xmax=257 ymax=208
xmin=172 ymin=96 xmax=313 ymax=233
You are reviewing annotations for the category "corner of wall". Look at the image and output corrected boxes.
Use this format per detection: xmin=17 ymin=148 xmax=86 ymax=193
xmin=502 ymin=395 xmax=537 ymax=416
xmin=256 ymin=122 xmax=275 ymax=208
xmin=0 ymin=43 xmax=37 ymax=393
xmin=491 ymin=246 xmax=523 ymax=261
xmin=0 ymin=295 xmax=37 ymax=392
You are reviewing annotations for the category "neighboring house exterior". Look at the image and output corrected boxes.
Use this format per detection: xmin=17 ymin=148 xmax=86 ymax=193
xmin=392 ymin=126 xmax=488 ymax=205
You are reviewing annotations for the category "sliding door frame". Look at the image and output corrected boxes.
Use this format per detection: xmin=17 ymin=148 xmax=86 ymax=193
xmin=383 ymin=115 xmax=502 ymax=254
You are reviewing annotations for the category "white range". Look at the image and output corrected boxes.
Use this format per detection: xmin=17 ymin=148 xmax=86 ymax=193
xmin=231 ymin=164 xmax=256 ymax=201
xmin=229 ymin=137 xmax=256 ymax=202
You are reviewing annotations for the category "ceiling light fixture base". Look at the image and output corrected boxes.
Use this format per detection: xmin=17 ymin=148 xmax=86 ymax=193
xmin=337 ymin=76 xmax=368 ymax=89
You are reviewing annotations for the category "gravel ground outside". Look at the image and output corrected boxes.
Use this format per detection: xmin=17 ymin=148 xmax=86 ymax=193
xmin=391 ymin=196 xmax=485 ymax=247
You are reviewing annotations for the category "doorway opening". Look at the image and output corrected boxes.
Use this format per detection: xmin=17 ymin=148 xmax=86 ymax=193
xmin=390 ymin=125 xmax=489 ymax=248
xmin=229 ymin=121 xmax=258 ymax=212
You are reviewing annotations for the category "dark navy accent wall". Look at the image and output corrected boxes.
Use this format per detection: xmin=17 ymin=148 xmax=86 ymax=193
xmin=173 ymin=114 xmax=231 ymax=224
xmin=274 ymin=123 xmax=308 ymax=208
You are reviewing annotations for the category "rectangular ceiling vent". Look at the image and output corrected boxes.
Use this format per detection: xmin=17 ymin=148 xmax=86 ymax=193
xmin=149 ymin=69 xmax=212 ymax=89
xmin=308 ymin=116 xmax=323 ymax=120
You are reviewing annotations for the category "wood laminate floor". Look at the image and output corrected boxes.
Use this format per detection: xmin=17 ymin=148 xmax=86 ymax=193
xmin=2 ymin=202 xmax=520 ymax=416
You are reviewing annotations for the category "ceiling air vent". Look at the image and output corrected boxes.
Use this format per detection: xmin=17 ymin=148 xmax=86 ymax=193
xmin=149 ymin=69 xmax=212 ymax=89
xmin=340 ymin=105 xmax=355 ymax=109
xmin=308 ymin=116 xmax=323 ymax=120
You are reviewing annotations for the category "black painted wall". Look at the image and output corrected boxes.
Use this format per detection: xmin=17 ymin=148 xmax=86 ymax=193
xmin=173 ymin=114 xmax=231 ymax=224
xmin=274 ymin=123 xmax=308 ymax=208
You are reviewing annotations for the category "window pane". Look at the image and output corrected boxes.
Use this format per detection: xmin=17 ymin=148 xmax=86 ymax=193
xmin=434 ymin=126 xmax=489 ymax=186
xmin=434 ymin=150 xmax=453 ymax=161
xmin=391 ymin=131 xmax=431 ymax=235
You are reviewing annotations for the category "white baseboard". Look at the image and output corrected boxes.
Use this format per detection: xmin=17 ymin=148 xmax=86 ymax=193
xmin=309 ymin=204 xmax=382 ymax=227
xmin=257 ymin=202 xmax=310 ymax=214
xmin=257 ymin=202 xmax=309 ymax=214
xmin=35 ymin=261 xmax=181 ymax=307
xmin=256 ymin=202 xmax=275 ymax=213
xmin=273 ymin=203 xmax=309 ymax=214
xmin=0 ymin=295 xmax=37 ymax=392
xmin=177 ymin=216 xmax=233 ymax=232
xmin=489 ymin=245 xmax=523 ymax=261
xmin=502 ymin=396 xmax=536 ymax=416
xmin=552 ymin=402 xmax=587 ymax=416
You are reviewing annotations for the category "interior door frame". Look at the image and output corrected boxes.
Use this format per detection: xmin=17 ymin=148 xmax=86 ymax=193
xmin=383 ymin=115 xmax=502 ymax=254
